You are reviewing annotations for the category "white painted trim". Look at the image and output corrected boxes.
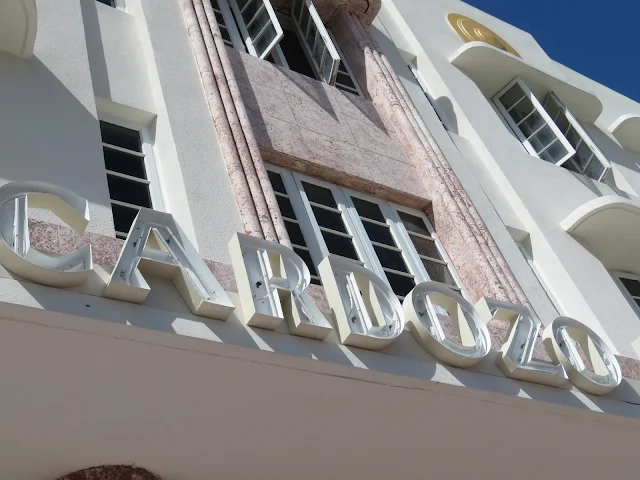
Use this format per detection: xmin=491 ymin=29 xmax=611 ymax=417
xmin=328 ymin=30 xmax=363 ymax=96
xmin=545 ymin=92 xmax=611 ymax=182
xmin=290 ymin=0 xmax=340 ymax=85
xmin=214 ymin=0 xmax=246 ymax=52
xmin=493 ymin=78 xmax=576 ymax=165
xmin=98 ymin=113 xmax=166 ymax=214
xmin=229 ymin=0 xmax=283 ymax=59
xmin=266 ymin=165 xmax=466 ymax=299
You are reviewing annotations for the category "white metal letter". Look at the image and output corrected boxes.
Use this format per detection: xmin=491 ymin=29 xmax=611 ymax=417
xmin=105 ymin=209 xmax=234 ymax=320
xmin=0 ymin=181 xmax=93 ymax=287
xmin=229 ymin=232 xmax=333 ymax=339
xmin=318 ymin=254 xmax=404 ymax=350
xmin=543 ymin=317 xmax=621 ymax=395
xmin=404 ymin=282 xmax=490 ymax=367
xmin=476 ymin=298 xmax=567 ymax=386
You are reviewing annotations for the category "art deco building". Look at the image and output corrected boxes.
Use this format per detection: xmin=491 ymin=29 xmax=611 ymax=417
xmin=2 ymin=0 xmax=640 ymax=478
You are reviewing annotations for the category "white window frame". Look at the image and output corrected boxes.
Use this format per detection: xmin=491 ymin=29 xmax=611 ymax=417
xmin=494 ymin=77 xmax=575 ymax=165
xmin=98 ymin=114 xmax=165 ymax=238
xmin=290 ymin=0 xmax=340 ymax=85
xmin=613 ymin=271 xmax=640 ymax=318
xmin=228 ymin=0 xmax=284 ymax=59
xmin=328 ymin=31 xmax=363 ymax=96
xmin=266 ymin=165 xmax=466 ymax=299
xmin=211 ymin=0 xmax=245 ymax=50
xmin=544 ymin=92 xmax=612 ymax=182
xmin=409 ymin=63 xmax=448 ymax=130
xmin=216 ymin=0 xmax=361 ymax=94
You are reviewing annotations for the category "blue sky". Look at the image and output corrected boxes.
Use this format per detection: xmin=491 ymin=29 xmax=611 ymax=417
xmin=465 ymin=0 xmax=640 ymax=103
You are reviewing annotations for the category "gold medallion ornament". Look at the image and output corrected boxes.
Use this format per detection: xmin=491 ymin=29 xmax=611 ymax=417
xmin=447 ymin=13 xmax=520 ymax=57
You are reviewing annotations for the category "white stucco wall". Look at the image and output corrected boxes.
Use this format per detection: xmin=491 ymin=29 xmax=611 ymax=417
xmin=0 ymin=0 xmax=115 ymax=236
xmin=130 ymin=0 xmax=244 ymax=263
xmin=0 ymin=0 xmax=243 ymax=262
xmin=379 ymin=0 xmax=640 ymax=356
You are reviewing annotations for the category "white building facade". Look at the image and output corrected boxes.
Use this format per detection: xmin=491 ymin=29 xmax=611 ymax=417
xmin=2 ymin=0 xmax=640 ymax=478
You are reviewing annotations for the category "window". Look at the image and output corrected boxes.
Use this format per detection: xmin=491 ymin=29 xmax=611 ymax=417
xmin=614 ymin=272 xmax=640 ymax=312
xmin=212 ymin=0 xmax=362 ymax=95
xmin=99 ymin=120 xmax=163 ymax=239
xmin=494 ymin=78 xmax=611 ymax=182
xmin=266 ymin=167 xmax=464 ymax=299
xmin=408 ymin=63 xmax=447 ymax=130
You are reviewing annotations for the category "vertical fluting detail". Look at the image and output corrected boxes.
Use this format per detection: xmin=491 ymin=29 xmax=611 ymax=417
xmin=337 ymin=12 xmax=528 ymax=305
xmin=180 ymin=0 xmax=290 ymax=246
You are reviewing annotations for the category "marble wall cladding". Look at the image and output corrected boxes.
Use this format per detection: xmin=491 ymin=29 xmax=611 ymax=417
xmin=227 ymin=48 xmax=430 ymax=209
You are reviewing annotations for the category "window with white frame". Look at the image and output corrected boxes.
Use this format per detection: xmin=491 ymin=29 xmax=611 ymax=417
xmin=99 ymin=120 xmax=163 ymax=239
xmin=408 ymin=63 xmax=448 ymax=131
xmin=211 ymin=0 xmax=362 ymax=95
xmin=494 ymin=78 xmax=611 ymax=182
xmin=614 ymin=272 xmax=640 ymax=312
xmin=267 ymin=167 xmax=464 ymax=299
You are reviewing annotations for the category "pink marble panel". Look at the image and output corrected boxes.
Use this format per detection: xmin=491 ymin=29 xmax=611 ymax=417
xmin=279 ymin=67 xmax=345 ymax=108
xmin=225 ymin=48 xmax=287 ymax=92
xmin=236 ymin=74 xmax=296 ymax=124
xmin=249 ymin=113 xmax=311 ymax=161
xmin=205 ymin=259 xmax=237 ymax=293
xmin=365 ymin=151 xmax=429 ymax=200
xmin=297 ymin=127 xmax=365 ymax=175
xmin=616 ymin=355 xmax=640 ymax=382
xmin=286 ymin=93 xmax=356 ymax=146
xmin=350 ymin=116 xmax=410 ymax=164
xmin=28 ymin=220 xmax=59 ymax=255
xmin=487 ymin=318 xmax=552 ymax=362
xmin=332 ymin=88 xmax=386 ymax=130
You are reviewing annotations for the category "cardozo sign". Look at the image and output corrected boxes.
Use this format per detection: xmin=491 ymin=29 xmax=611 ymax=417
xmin=0 ymin=181 xmax=630 ymax=396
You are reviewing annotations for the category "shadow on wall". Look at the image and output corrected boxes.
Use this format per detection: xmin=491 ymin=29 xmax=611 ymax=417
xmin=79 ymin=0 xmax=111 ymax=102
xmin=0 ymin=53 xmax=111 ymax=212
xmin=366 ymin=22 xmax=460 ymax=135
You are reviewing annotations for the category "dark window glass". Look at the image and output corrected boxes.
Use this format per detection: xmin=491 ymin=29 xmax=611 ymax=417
xmin=362 ymin=221 xmax=395 ymax=247
xmin=500 ymin=83 xmax=526 ymax=110
xmin=294 ymin=247 xmax=318 ymax=278
xmin=422 ymin=259 xmax=456 ymax=286
xmin=284 ymin=220 xmax=306 ymax=246
xmin=106 ymin=175 xmax=152 ymax=207
xmin=312 ymin=206 xmax=347 ymax=233
xmin=96 ymin=0 xmax=115 ymax=5
xmin=386 ymin=272 xmax=415 ymax=298
xmin=103 ymin=147 xmax=147 ymax=179
xmin=322 ymin=232 xmax=359 ymax=260
xmin=276 ymin=195 xmax=296 ymax=218
xmin=398 ymin=211 xmax=430 ymax=236
xmin=336 ymin=70 xmax=356 ymax=90
xmin=302 ymin=182 xmax=337 ymax=207
xmin=374 ymin=246 xmax=408 ymax=272
xmin=351 ymin=197 xmax=385 ymax=222
xmin=279 ymin=29 xmax=316 ymax=80
xmin=410 ymin=234 xmax=441 ymax=260
xmin=621 ymin=278 xmax=640 ymax=298
xmin=267 ymin=171 xmax=287 ymax=194
xmin=112 ymin=203 xmax=139 ymax=235
xmin=100 ymin=121 xmax=141 ymax=152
